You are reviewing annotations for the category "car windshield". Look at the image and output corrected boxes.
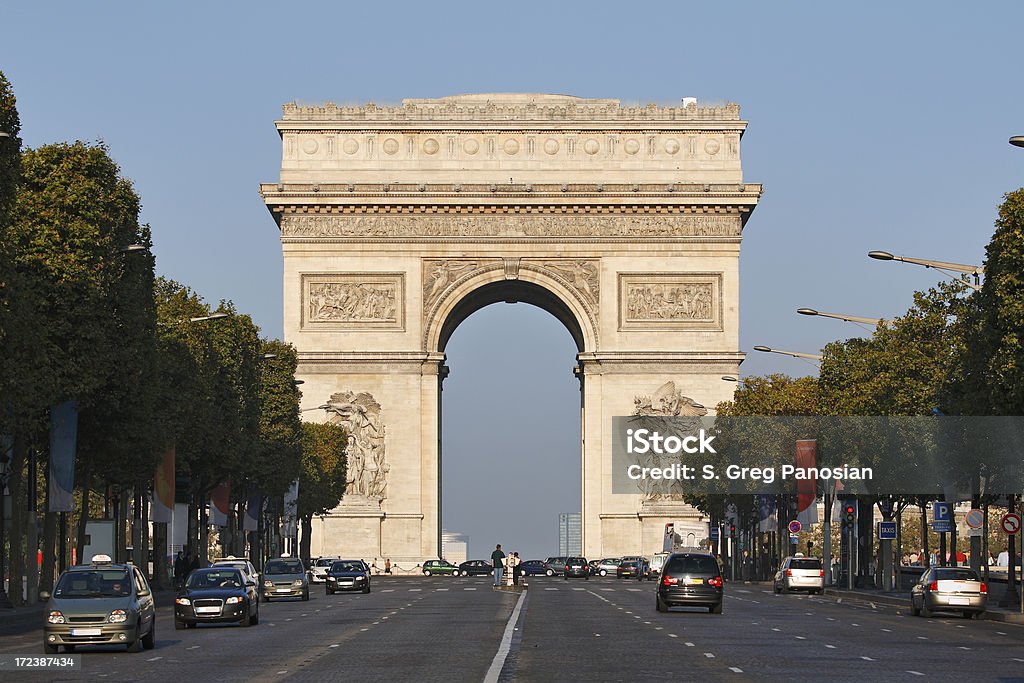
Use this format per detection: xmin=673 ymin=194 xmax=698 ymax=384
xmin=790 ymin=559 xmax=822 ymax=570
xmin=664 ymin=555 xmax=720 ymax=575
xmin=934 ymin=568 xmax=980 ymax=581
xmin=55 ymin=569 xmax=131 ymax=598
xmin=330 ymin=561 xmax=365 ymax=572
xmin=264 ymin=560 xmax=303 ymax=575
xmin=186 ymin=569 xmax=244 ymax=589
xmin=316 ymin=559 xmax=336 ymax=567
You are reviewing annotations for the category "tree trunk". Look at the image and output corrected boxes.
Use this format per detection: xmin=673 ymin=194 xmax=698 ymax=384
xmin=9 ymin=434 xmax=27 ymax=605
xmin=74 ymin=460 xmax=92 ymax=569
xmin=152 ymin=522 xmax=168 ymax=589
xmin=40 ymin=511 xmax=57 ymax=593
xmin=920 ymin=503 xmax=930 ymax=569
xmin=300 ymin=514 xmax=314 ymax=564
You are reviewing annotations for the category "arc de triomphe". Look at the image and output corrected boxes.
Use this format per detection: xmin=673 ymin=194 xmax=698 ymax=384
xmin=260 ymin=94 xmax=761 ymax=563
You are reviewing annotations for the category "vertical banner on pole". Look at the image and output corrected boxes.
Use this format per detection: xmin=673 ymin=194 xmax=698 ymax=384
xmin=210 ymin=482 xmax=231 ymax=527
xmin=795 ymin=439 xmax=819 ymax=528
xmin=48 ymin=401 xmax=78 ymax=513
xmin=244 ymin=492 xmax=262 ymax=532
xmin=757 ymin=495 xmax=777 ymax=533
xmin=282 ymin=480 xmax=299 ymax=538
xmin=151 ymin=446 xmax=175 ymax=524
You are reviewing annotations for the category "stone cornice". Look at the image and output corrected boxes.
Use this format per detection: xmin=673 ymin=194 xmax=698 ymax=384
xmin=279 ymin=95 xmax=743 ymax=127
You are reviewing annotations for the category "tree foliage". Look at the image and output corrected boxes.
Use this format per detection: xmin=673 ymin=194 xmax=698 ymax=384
xmin=297 ymin=421 xmax=347 ymax=519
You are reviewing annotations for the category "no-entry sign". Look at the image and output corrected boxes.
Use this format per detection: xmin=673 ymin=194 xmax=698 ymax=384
xmin=1001 ymin=513 xmax=1021 ymax=535
xmin=788 ymin=520 xmax=802 ymax=534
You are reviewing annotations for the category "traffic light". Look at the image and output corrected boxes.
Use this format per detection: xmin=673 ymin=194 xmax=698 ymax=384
xmin=729 ymin=523 xmax=736 ymax=537
xmin=843 ymin=503 xmax=856 ymax=529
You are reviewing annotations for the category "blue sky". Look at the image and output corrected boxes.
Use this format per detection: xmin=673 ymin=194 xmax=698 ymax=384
xmin=3 ymin=1 xmax=1021 ymax=559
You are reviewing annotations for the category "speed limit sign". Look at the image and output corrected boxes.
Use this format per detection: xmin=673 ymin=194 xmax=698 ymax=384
xmin=1001 ymin=513 xmax=1021 ymax=535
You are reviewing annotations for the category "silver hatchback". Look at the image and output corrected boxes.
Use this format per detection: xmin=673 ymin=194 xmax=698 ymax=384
xmin=774 ymin=556 xmax=824 ymax=594
xmin=911 ymin=567 xmax=987 ymax=618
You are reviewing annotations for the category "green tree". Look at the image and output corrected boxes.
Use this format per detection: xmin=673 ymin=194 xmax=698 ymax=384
xmin=297 ymin=422 xmax=347 ymax=563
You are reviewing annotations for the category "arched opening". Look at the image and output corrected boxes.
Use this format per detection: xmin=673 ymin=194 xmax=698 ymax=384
xmin=439 ymin=281 xmax=583 ymax=562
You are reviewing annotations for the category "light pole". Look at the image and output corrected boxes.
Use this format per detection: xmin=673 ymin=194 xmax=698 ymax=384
xmin=752 ymin=345 xmax=823 ymax=366
xmin=796 ymin=307 xmax=883 ymax=329
xmin=868 ymin=250 xmax=982 ymax=291
xmin=1010 ymin=136 xmax=1024 ymax=148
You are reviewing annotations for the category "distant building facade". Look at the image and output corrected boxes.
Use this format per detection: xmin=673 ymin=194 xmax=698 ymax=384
xmin=559 ymin=513 xmax=582 ymax=556
xmin=441 ymin=530 xmax=468 ymax=565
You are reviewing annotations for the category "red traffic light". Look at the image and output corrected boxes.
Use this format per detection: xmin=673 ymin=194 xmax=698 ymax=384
xmin=845 ymin=505 xmax=855 ymax=514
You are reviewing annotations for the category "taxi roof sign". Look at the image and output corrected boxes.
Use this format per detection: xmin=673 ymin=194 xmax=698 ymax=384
xmin=90 ymin=554 xmax=113 ymax=564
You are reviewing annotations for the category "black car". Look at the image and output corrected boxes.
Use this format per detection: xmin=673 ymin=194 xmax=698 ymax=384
xmin=656 ymin=552 xmax=723 ymax=614
xmin=175 ymin=567 xmax=259 ymax=629
xmin=458 ymin=560 xmax=494 ymax=577
xmin=325 ymin=560 xmax=371 ymax=594
xmin=518 ymin=560 xmax=549 ymax=577
xmin=617 ymin=558 xmax=650 ymax=580
xmin=543 ymin=557 xmax=568 ymax=576
xmin=563 ymin=557 xmax=589 ymax=580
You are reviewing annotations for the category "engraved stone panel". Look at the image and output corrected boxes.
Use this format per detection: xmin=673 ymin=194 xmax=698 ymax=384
xmin=422 ymin=260 xmax=481 ymax=310
xmin=302 ymin=273 xmax=405 ymax=330
xmin=533 ymin=259 xmax=599 ymax=306
xmin=324 ymin=391 xmax=388 ymax=505
xmin=618 ymin=273 xmax=722 ymax=331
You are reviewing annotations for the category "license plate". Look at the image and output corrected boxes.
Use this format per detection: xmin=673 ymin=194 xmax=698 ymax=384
xmin=684 ymin=577 xmax=704 ymax=585
xmin=70 ymin=628 xmax=102 ymax=636
xmin=195 ymin=606 xmax=220 ymax=614
xmin=340 ymin=581 xmax=353 ymax=585
xmin=949 ymin=597 xmax=970 ymax=606
xmin=275 ymin=588 xmax=291 ymax=593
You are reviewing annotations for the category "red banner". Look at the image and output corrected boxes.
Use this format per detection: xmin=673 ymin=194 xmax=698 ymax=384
xmin=796 ymin=439 xmax=819 ymax=527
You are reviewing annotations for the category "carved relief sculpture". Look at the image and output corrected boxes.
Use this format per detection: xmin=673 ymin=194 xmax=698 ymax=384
xmin=302 ymin=273 xmax=405 ymax=330
xmin=631 ymin=382 xmax=708 ymax=501
xmin=422 ymin=260 xmax=480 ymax=309
xmin=537 ymin=259 xmax=599 ymax=306
xmin=618 ymin=273 xmax=722 ymax=331
xmin=324 ymin=391 xmax=389 ymax=504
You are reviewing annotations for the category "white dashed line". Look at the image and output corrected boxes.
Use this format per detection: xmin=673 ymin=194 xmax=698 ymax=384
xmin=643 ymin=621 xmax=651 ymax=624
xmin=1013 ymin=658 xmax=1024 ymax=663
xmin=827 ymin=617 xmax=835 ymax=621
xmin=187 ymin=646 xmax=200 ymax=650
xmin=959 ymin=646 xmax=971 ymax=650
xmin=907 ymin=671 xmax=925 ymax=677
xmin=464 ymin=588 xmax=477 ymax=591
xmin=601 ymin=588 xmax=615 ymax=592
xmin=360 ymin=628 xmax=369 ymax=632
xmin=668 ymin=634 xmax=678 ymax=638
xmin=825 ymin=644 xmax=836 ymax=649
xmin=917 ymin=636 xmax=927 ymax=640
xmin=147 ymin=657 xmax=162 ymax=661
xmin=627 ymin=588 xmax=642 ymax=592
xmin=409 ymin=588 xmax=421 ymax=592
xmin=703 ymin=652 xmax=715 ymax=658
xmin=382 ymin=589 xmax=395 ymax=592
xmin=329 ymin=644 xmax=339 ymax=648
xmin=861 ymin=656 xmax=875 ymax=662
xmin=795 ymin=636 xmax=806 ymax=640
xmin=997 ymin=631 xmax=1007 ymax=635
xmin=573 ymin=588 xmax=585 ymax=591
xmin=881 ymin=628 xmax=891 ymax=632
xmin=436 ymin=588 xmax=449 ymax=592
xmin=729 ymin=667 xmax=743 ymax=673
xmin=277 ymin=671 xmax=288 ymax=675
xmin=685 ymin=642 xmax=695 ymax=647
xmin=771 ymin=628 xmax=781 ymax=632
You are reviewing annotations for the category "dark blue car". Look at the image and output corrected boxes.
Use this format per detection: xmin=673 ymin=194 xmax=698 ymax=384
xmin=325 ymin=560 xmax=371 ymax=594
xmin=518 ymin=560 xmax=549 ymax=577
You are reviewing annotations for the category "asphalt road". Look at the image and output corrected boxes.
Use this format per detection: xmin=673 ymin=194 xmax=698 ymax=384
xmin=2 ymin=576 xmax=1023 ymax=681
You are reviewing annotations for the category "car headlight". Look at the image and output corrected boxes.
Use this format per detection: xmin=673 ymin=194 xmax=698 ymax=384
xmin=225 ymin=596 xmax=243 ymax=604
xmin=356 ymin=576 xmax=366 ymax=581
xmin=264 ymin=580 xmax=273 ymax=588
xmin=108 ymin=609 xmax=128 ymax=623
xmin=175 ymin=597 xmax=191 ymax=606
xmin=47 ymin=611 xmax=66 ymax=624
xmin=327 ymin=577 xmax=336 ymax=581
xmin=293 ymin=579 xmax=304 ymax=587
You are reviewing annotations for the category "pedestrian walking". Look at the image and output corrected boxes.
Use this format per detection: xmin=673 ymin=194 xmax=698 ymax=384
xmin=385 ymin=558 xmax=392 ymax=574
xmin=491 ymin=544 xmax=506 ymax=587
xmin=173 ymin=551 xmax=185 ymax=589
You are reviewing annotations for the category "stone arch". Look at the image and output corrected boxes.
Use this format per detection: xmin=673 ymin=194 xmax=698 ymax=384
xmin=423 ymin=262 xmax=598 ymax=354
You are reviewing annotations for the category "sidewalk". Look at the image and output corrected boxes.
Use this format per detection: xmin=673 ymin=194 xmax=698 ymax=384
xmin=823 ymin=585 xmax=1024 ymax=625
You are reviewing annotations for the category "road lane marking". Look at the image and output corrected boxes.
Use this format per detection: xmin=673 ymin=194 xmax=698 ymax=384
xmin=464 ymin=588 xmax=477 ymax=591
xmin=187 ymin=646 xmax=200 ymax=650
xmin=881 ymin=628 xmax=891 ymax=632
xmin=795 ymin=636 xmax=806 ymax=640
xmin=643 ymin=621 xmax=651 ymax=624
xmin=572 ymin=588 xmax=585 ymax=591
xmin=627 ymin=588 xmax=642 ymax=592
xmin=917 ymin=636 xmax=927 ymax=640
xmin=382 ymin=589 xmax=395 ymax=592
xmin=436 ymin=588 xmax=449 ymax=591
xmin=827 ymin=617 xmax=835 ymax=621
xmin=544 ymin=588 xmax=558 ymax=591
xmin=907 ymin=672 xmax=925 ymax=677
xmin=997 ymin=631 xmax=1007 ymax=635
xmin=704 ymin=653 xmax=715 ymax=658
xmin=729 ymin=667 xmax=743 ymax=673
xmin=329 ymin=644 xmax=339 ymax=648
xmin=601 ymin=588 xmax=615 ymax=592
xmin=861 ymin=656 xmax=875 ymax=661
xmin=959 ymin=646 xmax=971 ymax=650
xmin=409 ymin=588 xmax=421 ymax=592
xmin=825 ymin=644 xmax=836 ymax=649
xmin=684 ymin=641 xmax=694 ymax=646
xmin=771 ymin=628 xmax=781 ymax=632
xmin=668 ymin=634 xmax=678 ymax=638
xmin=483 ymin=588 xmax=527 ymax=683
xmin=147 ymin=657 xmax=162 ymax=661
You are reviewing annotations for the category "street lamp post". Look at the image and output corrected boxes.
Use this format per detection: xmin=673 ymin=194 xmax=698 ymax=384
xmin=752 ymin=345 xmax=823 ymax=364
xmin=1009 ymin=136 xmax=1024 ymax=148
xmin=868 ymin=251 xmax=983 ymax=291
xmin=796 ymin=308 xmax=884 ymax=328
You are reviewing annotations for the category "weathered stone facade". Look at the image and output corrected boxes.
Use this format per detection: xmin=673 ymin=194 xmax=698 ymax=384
xmin=261 ymin=94 xmax=761 ymax=562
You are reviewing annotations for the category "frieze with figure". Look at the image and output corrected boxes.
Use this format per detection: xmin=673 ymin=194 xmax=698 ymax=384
xmin=302 ymin=273 xmax=405 ymax=330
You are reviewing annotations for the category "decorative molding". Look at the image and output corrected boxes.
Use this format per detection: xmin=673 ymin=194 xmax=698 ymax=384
xmin=503 ymin=257 xmax=521 ymax=280
xmin=533 ymin=259 xmax=599 ymax=306
xmin=302 ymin=273 xmax=405 ymax=331
xmin=281 ymin=214 xmax=741 ymax=239
xmin=280 ymin=95 xmax=742 ymax=123
xmin=618 ymin=273 xmax=723 ymax=331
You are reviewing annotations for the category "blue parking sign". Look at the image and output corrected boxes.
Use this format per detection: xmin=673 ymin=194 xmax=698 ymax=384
xmin=932 ymin=502 xmax=952 ymax=533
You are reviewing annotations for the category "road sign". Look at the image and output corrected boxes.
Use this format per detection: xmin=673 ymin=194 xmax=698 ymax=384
xmin=965 ymin=509 xmax=984 ymax=529
xmin=710 ymin=527 xmax=720 ymax=541
xmin=1001 ymin=513 xmax=1021 ymax=535
xmin=789 ymin=534 xmax=799 ymax=544
xmin=932 ymin=502 xmax=952 ymax=533
xmin=788 ymin=520 xmax=802 ymax=534
xmin=877 ymin=521 xmax=896 ymax=540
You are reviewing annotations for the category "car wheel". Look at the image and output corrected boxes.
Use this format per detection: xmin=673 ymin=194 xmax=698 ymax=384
xmin=363 ymin=585 xmax=371 ymax=594
xmin=142 ymin=622 xmax=156 ymax=649
xmin=302 ymin=590 xmax=309 ymax=601
xmin=656 ymin=595 xmax=667 ymax=613
xmin=175 ymin=619 xmax=185 ymax=630
xmin=127 ymin=627 xmax=144 ymax=653
xmin=424 ymin=570 xmax=431 ymax=576
xmin=599 ymin=569 xmax=607 ymax=577
xmin=249 ymin=606 xmax=259 ymax=626
xmin=920 ymin=602 xmax=932 ymax=618
xmin=710 ymin=603 xmax=723 ymax=614
xmin=546 ymin=569 xmax=554 ymax=577
xmin=44 ymin=643 xmax=59 ymax=655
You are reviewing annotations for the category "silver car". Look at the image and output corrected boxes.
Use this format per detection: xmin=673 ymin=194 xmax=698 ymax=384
xmin=773 ymin=556 xmax=824 ymax=594
xmin=911 ymin=567 xmax=987 ymax=618
xmin=308 ymin=557 xmax=340 ymax=584
xmin=262 ymin=557 xmax=309 ymax=601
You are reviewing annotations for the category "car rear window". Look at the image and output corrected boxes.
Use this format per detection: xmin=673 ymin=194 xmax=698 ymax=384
xmin=664 ymin=555 xmax=719 ymax=575
xmin=934 ymin=568 xmax=979 ymax=581
xmin=790 ymin=559 xmax=822 ymax=570
xmin=264 ymin=560 xmax=303 ymax=574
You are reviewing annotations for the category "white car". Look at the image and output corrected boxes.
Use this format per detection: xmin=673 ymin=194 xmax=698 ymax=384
xmin=308 ymin=557 xmax=340 ymax=583
xmin=211 ymin=557 xmax=260 ymax=585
